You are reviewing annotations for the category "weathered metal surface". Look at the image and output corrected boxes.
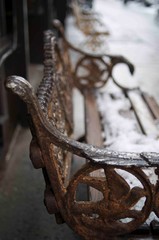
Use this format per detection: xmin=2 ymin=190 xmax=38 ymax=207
xmin=30 ymin=138 xmax=44 ymax=169
xmin=5 ymin=27 xmax=159 ymax=239
xmin=71 ymin=0 xmax=109 ymax=38
xmin=53 ymin=19 xmax=135 ymax=91
xmin=66 ymin=163 xmax=154 ymax=238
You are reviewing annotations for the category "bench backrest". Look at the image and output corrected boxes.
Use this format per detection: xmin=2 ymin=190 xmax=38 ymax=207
xmin=5 ymin=30 xmax=76 ymax=222
xmin=6 ymin=22 xmax=159 ymax=239
xmin=40 ymin=30 xmax=73 ymax=136
xmin=36 ymin=30 xmax=74 ymax=185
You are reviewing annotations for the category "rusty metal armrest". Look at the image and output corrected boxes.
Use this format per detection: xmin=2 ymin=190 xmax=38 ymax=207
xmin=6 ymin=76 xmax=159 ymax=168
xmin=52 ymin=19 xmax=135 ymax=90
xmin=53 ymin=20 xmax=133 ymax=68
xmin=5 ymin=55 xmax=159 ymax=239
xmin=5 ymin=31 xmax=159 ymax=239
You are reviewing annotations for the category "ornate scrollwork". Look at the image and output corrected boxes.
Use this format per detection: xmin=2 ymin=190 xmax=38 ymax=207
xmin=66 ymin=163 xmax=153 ymax=238
xmin=74 ymin=56 xmax=111 ymax=90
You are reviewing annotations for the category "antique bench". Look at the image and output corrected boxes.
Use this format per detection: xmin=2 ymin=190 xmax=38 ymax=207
xmin=5 ymin=22 xmax=159 ymax=239
xmin=71 ymin=0 xmax=109 ymax=52
xmin=71 ymin=0 xmax=109 ymax=35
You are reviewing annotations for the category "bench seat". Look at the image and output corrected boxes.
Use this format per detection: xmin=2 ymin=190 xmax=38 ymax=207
xmin=5 ymin=23 xmax=159 ymax=239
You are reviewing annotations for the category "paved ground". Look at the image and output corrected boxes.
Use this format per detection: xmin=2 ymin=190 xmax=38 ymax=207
xmin=1 ymin=0 xmax=159 ymax=239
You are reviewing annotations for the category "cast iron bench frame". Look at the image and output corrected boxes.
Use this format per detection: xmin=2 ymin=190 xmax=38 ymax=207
xmin=6 ymin=20 xmax=159 ymax=240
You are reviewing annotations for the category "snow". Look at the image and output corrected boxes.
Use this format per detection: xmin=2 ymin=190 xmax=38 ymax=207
xmin=66 ymin=0 xmax=159 ymax=227
xmin=96 ymin=84 xmax=159 ymax=224
xmin=96 ymin=88 xmax=159 ymax=153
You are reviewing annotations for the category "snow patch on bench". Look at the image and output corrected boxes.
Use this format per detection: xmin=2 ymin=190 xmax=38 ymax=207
xmin=96 ymin=90 xmax=159 ymax=152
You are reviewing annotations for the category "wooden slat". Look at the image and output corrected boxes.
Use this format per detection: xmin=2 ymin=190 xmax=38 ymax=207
xmin=142 ymin=92 xmax=159 ymax=120
xmin=84 ymin=90 xmax=103 ymax=147
xmin=127 ymin=90 xmax=158 ymax=136
xmin=84 ymin=90 xmax=104 ymax=201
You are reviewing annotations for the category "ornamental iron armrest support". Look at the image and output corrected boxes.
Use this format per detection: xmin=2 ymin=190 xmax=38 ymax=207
xmin=6 ymin=75 xmax=159 ymax=168
xmin=5 ymin=28 xmax=159 ymax=240
xmin=53 ymin=19 xmax=135 ymax=90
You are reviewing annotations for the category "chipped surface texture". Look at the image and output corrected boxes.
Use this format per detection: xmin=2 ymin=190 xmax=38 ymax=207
xmin=5 ymin=26 xmax=159 ymax=239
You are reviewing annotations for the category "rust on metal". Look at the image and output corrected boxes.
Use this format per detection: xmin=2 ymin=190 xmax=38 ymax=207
xmin=5 ymin=23 xmax=159 ymax=239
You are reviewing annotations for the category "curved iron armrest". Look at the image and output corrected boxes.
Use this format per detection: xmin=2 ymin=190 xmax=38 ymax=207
xmin=6 ymin=76 xmax=159 ymax=169
xmin=52 ymin=19 xmax=135 ymax=87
